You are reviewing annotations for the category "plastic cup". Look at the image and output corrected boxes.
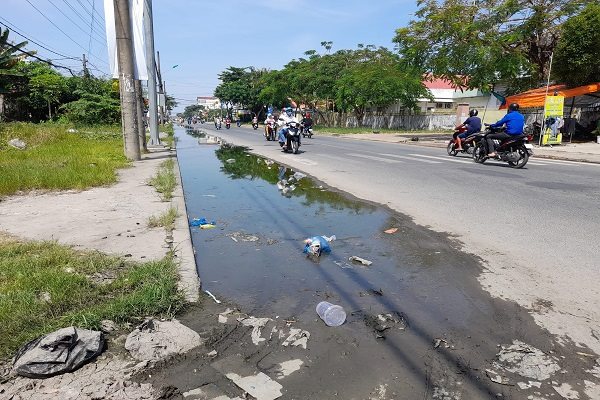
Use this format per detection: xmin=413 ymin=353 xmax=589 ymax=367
xmin=316 ymin=301 xmax=346 ymax=327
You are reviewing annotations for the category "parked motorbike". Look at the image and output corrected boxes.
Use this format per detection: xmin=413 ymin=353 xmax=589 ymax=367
xmin=447 ymin=126 xmax=481 ymax=156
xmin=300 ymin=123 xmax=313 ymax=138
xmin=264 ymin=122 xmax=277 ymax=141
xmin=283 ymin=122 xmax=301 ymax=154
xmin=472 ymin=126 xmax=534 ymax=168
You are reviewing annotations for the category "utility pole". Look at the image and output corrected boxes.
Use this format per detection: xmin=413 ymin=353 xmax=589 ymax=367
xmin=143 ymin=0 xmax=160 ymax=145
xmin=113 ymin=0 xmax=140 ymax=161
xmin=82 ymin=54 xmax=90 ymax=78
xmin=134 ymin=79 xmax=147 ymax=151
xmin=156 ymin=50 xmax=164 ymax=124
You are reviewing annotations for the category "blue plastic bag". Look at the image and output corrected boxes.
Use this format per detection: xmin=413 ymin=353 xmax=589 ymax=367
xmin=303 ymin=235 xmax=336 ymax=256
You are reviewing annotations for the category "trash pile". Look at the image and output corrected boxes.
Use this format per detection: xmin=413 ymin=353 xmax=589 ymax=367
xmin=303 ymin=235 xmax=336 ymax=257
xmin=190 ymin=217 xmax=216 ymax=229
xmin=276 ymin=171 xmax=306 ymax=196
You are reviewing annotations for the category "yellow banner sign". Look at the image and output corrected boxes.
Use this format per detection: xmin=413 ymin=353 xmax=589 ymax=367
xmin=544 ymin=96 xmax=564 ymax=118
xmin=543 ymin=95 xmax=565 ymax=145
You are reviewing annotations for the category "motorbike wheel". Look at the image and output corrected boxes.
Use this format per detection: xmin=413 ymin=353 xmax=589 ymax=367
xmin=473 ymin=143 xmax=487 ymax=163
xmin=291 ymin=140 xmax=299 ymax=154
xmin=447 ymin=141 xmax=458 ymax=156
xmin=508 ymin=146 xmax=529 ymax=169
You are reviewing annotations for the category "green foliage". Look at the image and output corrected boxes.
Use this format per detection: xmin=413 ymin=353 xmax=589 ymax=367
xmin=148 ymin=207 xmax=179 ymax=231
xmin=214 ymin=66 xmax=269 ymax=116
xmin=182 ymin=104 xmax=205 ymax=119
xmin=149 ymin=158 xmax=176 ymax=201
xmin=60 ymin=91 xmax=120 ymax=125
xmin=553 ymin=2 xmax=600 ymax=86
xmin=0 ymin=28 xmax=27 ymax=81
xmin=0 ymin=235 xmax=183 ymax=358
xmin=394 ymin=0 xmax=586 ymax=92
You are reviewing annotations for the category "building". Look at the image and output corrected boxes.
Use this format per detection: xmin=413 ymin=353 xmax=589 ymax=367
xmin=196 ymin=96 xmax=220 ymax=110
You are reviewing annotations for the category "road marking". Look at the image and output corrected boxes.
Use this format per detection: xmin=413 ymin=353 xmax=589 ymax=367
xmin=408 ymin=154 xmax=474 ymax=164
xmin=378 ymin=153 xmax=442 ymax=164
xmin=346 ymin=153 xmax=404 ymax=163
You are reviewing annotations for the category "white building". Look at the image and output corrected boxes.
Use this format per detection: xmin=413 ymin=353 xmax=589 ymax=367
xmin=196 ymin=96 xmax=220 ymax=110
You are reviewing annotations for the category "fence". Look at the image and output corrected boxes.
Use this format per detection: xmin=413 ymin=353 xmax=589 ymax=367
xmin=314 ymin=112 xmax=457 ymax=131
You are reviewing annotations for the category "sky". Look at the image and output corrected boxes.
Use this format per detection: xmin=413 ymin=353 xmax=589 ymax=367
xmin=1 ymin=0 xmax=418 ymax=112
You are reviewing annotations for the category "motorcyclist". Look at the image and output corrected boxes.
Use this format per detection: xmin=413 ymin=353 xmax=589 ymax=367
xmin=454 ymin=109 xmax=481 ymax=151
xmin=300 ymin=112 xmax=313 ymax=134
xmin=486 ymin=103 xmax=525 ymax=157
xmin=277 ymin=107 xmax=299 ymax=150
xmin=213 ymin=116 xmax=219 ymax=129
xmin=252 ymin=115 xmax=258 ymax=125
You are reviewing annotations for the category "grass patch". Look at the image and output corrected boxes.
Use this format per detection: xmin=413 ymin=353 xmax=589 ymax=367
xmin=0 ymin=234 xmax=184 ymax=359
xmin=0 ymin=122 xmax=128 ymax=197
xmin=149 ymin=158 xmax=176 ymax=201
xmin=160 ymin=123 xmax=175 ymax=147
xmin=148 ymin=207 xmax=178 ymax=231
xmin=315 ymin=125 xmax=453 ymax=135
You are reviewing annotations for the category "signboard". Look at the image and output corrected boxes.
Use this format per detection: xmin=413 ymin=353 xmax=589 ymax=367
xmin=542 ymin=96 xmax=564 ymax=145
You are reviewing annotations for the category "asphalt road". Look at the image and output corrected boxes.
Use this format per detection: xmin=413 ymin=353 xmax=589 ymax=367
xmin=191 ymin=123 xmax=600 ymax=354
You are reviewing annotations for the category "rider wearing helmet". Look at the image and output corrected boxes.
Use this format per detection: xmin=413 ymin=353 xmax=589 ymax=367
xmin=277 ymin=107 xmax=299 ymax=149
xmin=486 ymin=103 xmax=525 ymax=157
xmin=454 ymin=109 xmax=481 ymax=151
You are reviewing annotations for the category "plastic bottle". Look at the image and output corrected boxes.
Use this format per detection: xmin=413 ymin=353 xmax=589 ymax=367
xmin=316 ymin=301 xmax=346 ymax=327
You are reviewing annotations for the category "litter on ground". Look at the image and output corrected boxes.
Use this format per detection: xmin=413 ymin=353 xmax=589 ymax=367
xmin=349 ymin=256 xmax=372 ymax=266
xmin=303 ymin=235 xmax=336 ymax=257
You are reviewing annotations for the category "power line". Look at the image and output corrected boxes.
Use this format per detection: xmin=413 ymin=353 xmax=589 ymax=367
xmin=23 ymin=0 xmax=109 ymax=68
xmin=0 ymin=18 xmax=79 ymax=61
xmin=6 ymin=42 xmax=78 ymax=76
xmin=74 ymin=0 xmax=106 ymax=31
xmin=81 ymin=0 xmax=106 ymax=25
xmin=46 ymin=0 xmax=106 ymax=46
xmin=87 ymin=0 xmax=96 ymax=56
xmin=63 ymin=0 xmax=106 ymax=36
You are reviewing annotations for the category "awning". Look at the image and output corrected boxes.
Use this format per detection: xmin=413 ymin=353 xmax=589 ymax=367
xmin=500 ymin=82 xmax=600 ymax=109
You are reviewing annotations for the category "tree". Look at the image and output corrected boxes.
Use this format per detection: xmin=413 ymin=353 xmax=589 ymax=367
xmin=553 ymin=2 xmax=600 ymax=87
xmin=335 ymin=47 xmax=428 ymax=123
xmin=60 ymin=91 xmax=120 ymax=125
xmin=0 ymin=28 xmax=27 ymax=77
xmin=165 ymin=95 xmax=178 ymax=111
xmin=214 ymin=66 xmax=268 ymax=117
xmin=181 ymin=104 xmax=204 ymax=119
xmin=394 ymin=0 xmax=586 ymax=93
xmin=29 ymin=70 xmax=67 ymax=119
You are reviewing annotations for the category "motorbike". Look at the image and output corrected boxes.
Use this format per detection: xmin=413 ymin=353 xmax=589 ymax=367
xmin=264 ymin=121 xmax=277 ymax=141
xmin=252 ymin=121 xmax=259 ymax=130
xmin=215 ymin=121 xmax=221 ymax=130
xmin=447 ymin=126 xmax=481 ymax=156
xmin=225 ymin=119 xmax=231 ymax=129
xmin=300 ymin=123 xmax=313 ymax=138
xmin=472 ymin=126 xmax=534 ymax=168
xmin=283 ymin=122 xmax=301 ymax=154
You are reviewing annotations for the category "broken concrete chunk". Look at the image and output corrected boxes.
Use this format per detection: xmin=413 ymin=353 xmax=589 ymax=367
xmin=125 ymin=319 xmax=203 ymax=361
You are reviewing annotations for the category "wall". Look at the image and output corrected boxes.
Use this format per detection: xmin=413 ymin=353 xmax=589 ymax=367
xmin=315 ymin=112 xmax=457 ymax=131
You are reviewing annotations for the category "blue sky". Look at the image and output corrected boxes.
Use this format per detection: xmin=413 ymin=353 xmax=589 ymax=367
xmin=1 ymin=0 xmax=417 ymax=111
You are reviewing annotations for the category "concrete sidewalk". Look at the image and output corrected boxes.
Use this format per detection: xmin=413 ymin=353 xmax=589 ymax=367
xmin=334 ymin=132 xmax=600 ymax=164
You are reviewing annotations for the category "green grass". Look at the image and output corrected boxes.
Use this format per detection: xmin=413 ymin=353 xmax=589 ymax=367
xmin=315 ymin=125 xmax=453 ymax=135
xmin=148 ymin=207 xmax=179 ymax=231
xmin=149 ymin=158 xmax=176 ymax=201
xmin=0 ymin=123 xmax=128 ymax=197
xmin=0 ymin=234 xmax=184 ymax=359
xmin=160 ymin=123 xmax=175 ymax=147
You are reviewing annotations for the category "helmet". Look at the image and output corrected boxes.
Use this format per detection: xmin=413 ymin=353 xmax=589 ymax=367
xmin=285 ymin=107 xmax=293 ymax=116
xmin=508 ymin=103 xmax=520 ymax=112
xmin=469 ymin=109 xmax=478 ymax=117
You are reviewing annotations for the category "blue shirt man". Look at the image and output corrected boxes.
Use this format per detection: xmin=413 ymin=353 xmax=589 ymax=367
xmin=490 ymin=110 xmax=525 ymax=135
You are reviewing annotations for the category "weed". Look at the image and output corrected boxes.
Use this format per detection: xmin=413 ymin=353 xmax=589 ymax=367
xmin=148 ymin=207 xmax=179 ymax=231
xmin=149 ymin=158 xmax=176 ymax=201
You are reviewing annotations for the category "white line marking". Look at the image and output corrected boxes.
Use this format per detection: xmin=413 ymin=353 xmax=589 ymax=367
xmin=408 ymin=154 xmax=474 ymax=164
xmin=346 ymin=153 xmax=404 ymax=163
xmin=379 ymin=153 xmax=442 ymax=164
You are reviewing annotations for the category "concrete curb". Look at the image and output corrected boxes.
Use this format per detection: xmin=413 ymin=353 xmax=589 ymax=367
xmin=172 ymin=151 xmax=201 ymax=303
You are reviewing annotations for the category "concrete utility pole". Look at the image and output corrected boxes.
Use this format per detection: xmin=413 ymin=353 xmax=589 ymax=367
xmin=134 ymin=79 xmax=147 ymax=152
xmin=143 ymin=0 xmax=160 ymax=145
xmin=82 ymin=54 xmax=90 ymax=78
xmin=156 ymin=50 xmax=164 ymax=124
xmin=113 ymin=0 xmax=141 ymax=161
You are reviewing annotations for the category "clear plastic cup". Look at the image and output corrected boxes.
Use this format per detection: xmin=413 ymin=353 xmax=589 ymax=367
xmin=316 ymin=301 xmax=346 ymax=327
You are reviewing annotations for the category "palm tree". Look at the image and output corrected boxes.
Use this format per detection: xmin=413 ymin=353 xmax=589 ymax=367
xmin=0 ymin=27 xmax=28 ymax=76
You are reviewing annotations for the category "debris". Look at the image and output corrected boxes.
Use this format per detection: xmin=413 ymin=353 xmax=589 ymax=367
xmin=8 ymin=138 xmax=27 ymax=150
xmin=240 ymin=317 xmax=272 ymax=345
xmin=67 ymin=128 xmax=78 ymax=133
xmin=207 ymin=350 xmax=218 ymax=357
xmin=384 ymin=228 xmax=398 ymax=234
xmin=276 ymin=181 xmax=285 ymax=190
xmin=100 ymin=319 xmax=117 ymax=333
xmin=212 ymin=354 xmax=283 ymax=400
xmin=493 ymin=340 xmax=561 ymax=381
xmin=265 ymin=159 xmax=274 ymax=166
xmin=39 ymin=291 xmax=52 ymax=303
xmin=226 ymin=158 xmax=236 ymax=164
xmin=292 ymin=172 xmax=306 ymax=181
xmin=281 ymin=328 xmax=310 ymax=349
xmin=434 ymin=338 xmax=450 ymax=349
xmin=275 ymin=359 xmax=303 ymax=379
xmin=553 ymin=383 xmax=580 ymax=399
xmin=316 ymin=301 xmax=346 ymax=327
xmin=227 ymin=232 xmax=260 ymax=242
xmin=12 ymin=327 xmax=105 ymax=378
xmin=303 ymin=235 xmax=336 ymax=257
xmin=362 ymin=312 xmax=408 ymax=338
xmin=218 ymin=308 xmax=234 ymax=323
xmin=204 ymin=290 xmax=222 ymax=304
xmin=125 ymin=319 xmax=203 ymax=361
xmin=230 ymin=236 xmax=238 ymax=242
xmin=190 ymin=217 xmax=216 ymax=227
xmin=349 ymin=256 xmax=372 ymax=266
xmin=517 ymin=381 xmax=542 ymax=389
xmin=200 ymin=224 xmax=216 ymax=229
xmin=334 ymin=260 xmax=353 ymax=269
xmin=485 ymin=369 xmax=513 ymax=386
xmin=201 ymin=194 xmax=217 ymax=198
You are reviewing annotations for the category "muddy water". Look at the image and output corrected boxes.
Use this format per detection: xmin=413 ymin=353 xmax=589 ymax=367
xmin=169 ymin=127 xmax=598 ymax=399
